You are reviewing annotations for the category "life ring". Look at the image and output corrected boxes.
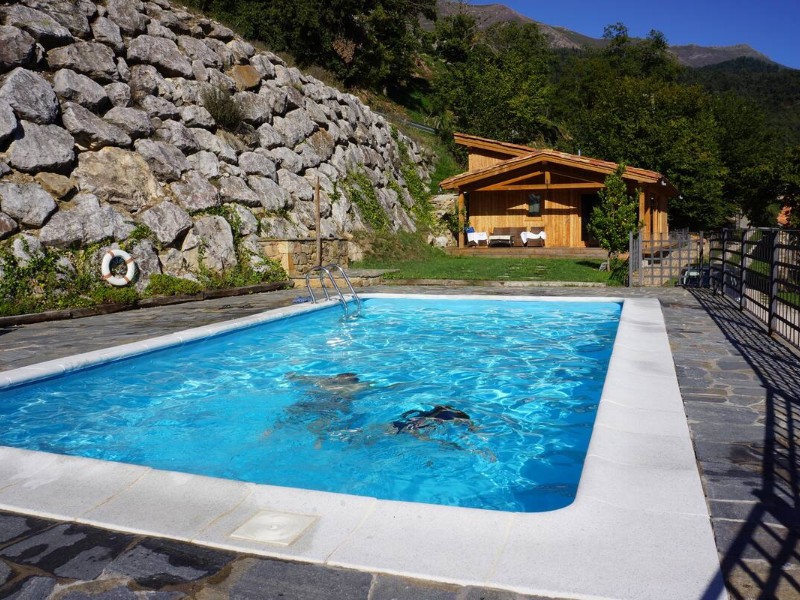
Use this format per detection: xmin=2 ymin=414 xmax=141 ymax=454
xmin=101 ymin=248 xmax=137 ymax=286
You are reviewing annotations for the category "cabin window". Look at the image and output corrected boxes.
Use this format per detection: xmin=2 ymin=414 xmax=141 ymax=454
xmin=527 ymin=193 xmax=542 ymax=216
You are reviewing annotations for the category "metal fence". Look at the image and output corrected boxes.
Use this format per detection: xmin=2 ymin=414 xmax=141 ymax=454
xmin=708 ymin=229 xmax=800 ymax=351
xmin=628 ymin=229 xmax=706 ymax=287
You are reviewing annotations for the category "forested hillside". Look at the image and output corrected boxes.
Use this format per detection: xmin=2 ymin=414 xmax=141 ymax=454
xmin=188 ymin=0 xmax=800 ymax=229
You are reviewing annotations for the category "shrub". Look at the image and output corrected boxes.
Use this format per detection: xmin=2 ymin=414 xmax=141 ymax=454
xmin=144 ymin=274 xmax=203 ymax=297
xmin=200 ymin=85 xmax=243 ymax=131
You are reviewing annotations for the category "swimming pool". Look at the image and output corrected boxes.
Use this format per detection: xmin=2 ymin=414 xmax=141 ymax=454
xmin=0 ymin=293 xmax=724 ymax=599
xmin=0 ymin=297 xmax=620 ymax=512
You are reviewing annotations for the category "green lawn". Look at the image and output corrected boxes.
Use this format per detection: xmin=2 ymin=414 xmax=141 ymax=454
xmin=353 ymin=255 xmax=612 ymax=283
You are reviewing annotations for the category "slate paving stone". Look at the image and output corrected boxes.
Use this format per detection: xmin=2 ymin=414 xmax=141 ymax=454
xmin=712 ymin=518 xmax=800 ymax=563
xmin=225 ymin=557 xmax=373 ymax=600
xmin=0 ymin=522 xmax=135 ymax=580
xmin=0 ymin=514 xmax=53 ymax=546
xmin=104 ymin=537 xmax=234 ymax=588
xmin=2 ymin=575 xmax=56 ymax=599
xmin=0 ymin=560 xmax=11 ymax=585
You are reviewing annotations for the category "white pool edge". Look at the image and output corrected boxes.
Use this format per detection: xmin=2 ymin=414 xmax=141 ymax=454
xmin=0 ymin=294 xmax=726 ymax=600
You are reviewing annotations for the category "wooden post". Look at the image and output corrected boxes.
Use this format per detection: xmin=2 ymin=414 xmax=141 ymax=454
xmin=315 ymin=177 xmax=322 ymax=267
xmin=457 ymin=191 xmax=465 ymax=248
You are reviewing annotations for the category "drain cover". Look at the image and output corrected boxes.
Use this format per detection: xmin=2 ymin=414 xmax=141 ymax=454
xmin=230 ymin=510 xmax=318 ymax=546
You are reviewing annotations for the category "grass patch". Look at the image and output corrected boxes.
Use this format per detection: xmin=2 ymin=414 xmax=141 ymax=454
xmin=354 ymin=253 xmax=611 ymax=283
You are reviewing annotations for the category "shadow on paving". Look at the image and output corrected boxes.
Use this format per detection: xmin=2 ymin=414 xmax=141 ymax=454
xmin=688 ymin=289 xmax=800 ymax=600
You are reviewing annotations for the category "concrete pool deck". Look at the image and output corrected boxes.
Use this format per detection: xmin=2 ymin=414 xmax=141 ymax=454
xmin=0 ymin=285 xmax=798 ymax=599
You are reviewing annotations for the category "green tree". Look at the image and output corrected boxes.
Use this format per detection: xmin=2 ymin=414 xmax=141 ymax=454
xmin=780 ymin=145 xmax=800 ymax=228
xmin=437 ymin=22 xmax=554 ymax=145
xmin=588 ymin=165 xmax=641 ymax=260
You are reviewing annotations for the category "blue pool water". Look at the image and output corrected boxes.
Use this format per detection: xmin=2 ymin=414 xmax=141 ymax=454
xmin=0 ymin=297 xmax=621 ymax=512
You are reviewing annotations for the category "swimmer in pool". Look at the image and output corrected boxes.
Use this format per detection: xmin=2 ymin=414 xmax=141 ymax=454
xmin=392 ymin=405 xmax=472 ymax=434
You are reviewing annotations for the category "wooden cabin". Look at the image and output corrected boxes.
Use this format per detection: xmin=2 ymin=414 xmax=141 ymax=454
xmin=440 ymin=133 xmax=676 ymax=248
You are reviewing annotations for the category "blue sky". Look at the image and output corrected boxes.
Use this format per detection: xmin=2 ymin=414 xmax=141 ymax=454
xmin=468 ymin=1 xmax=800 ymax=69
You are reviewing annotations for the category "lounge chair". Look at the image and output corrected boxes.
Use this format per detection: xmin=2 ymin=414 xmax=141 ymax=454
xmin=520 ymin=227 xmax=546 ymax=247
xmin=489 ymin=227 xmax=527 ymax=247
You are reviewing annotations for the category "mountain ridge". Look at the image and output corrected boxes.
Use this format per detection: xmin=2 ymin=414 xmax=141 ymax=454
xmin=435 ymin=1 xmax=779 ymax=69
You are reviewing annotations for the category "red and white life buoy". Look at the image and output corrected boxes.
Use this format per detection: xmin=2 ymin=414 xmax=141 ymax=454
xmin=100 ymin=248 xmax=137 ymax=286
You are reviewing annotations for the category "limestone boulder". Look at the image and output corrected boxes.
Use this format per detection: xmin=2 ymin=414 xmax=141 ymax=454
xmin=129 ymin=238 xmax=161 ymax=292
xmin=177 ymin=35 xmax=221 ymax=68
xmin=278 ymin=169 xmax=314 ymax=201
xmin=1 ymin=5 xmax=72 ymax=48
xmin=47 ymin=42 xmax=118 ymax=83
xmin=234 ymin=91 xmax=271 ymax=126
xmin=74 ymin=147 xmax=161 ymax=209
xmin=105 ymin=0 xmax=147 ymax=36
xmin=0 ymin=68 xmax=60 ymax=124
xmin=190 ymin=127 xmax=238 ymax=163
xmin=39 ymin=193 xmax=134 ymax=248
xmin=129 ymin=64 xmax=170 ymax=99
xmin=155 ymin=120 xmax=199 ymax=154
xmin=138 ymin=95 xmax=180 ymax=120
xmin=105 ymin=82 xmax=131 ymax=107
xmin=186 ymin=150 xmax=219 ymax=178
xmin=170 ymin=170 xmax=220 ymax=211
xmin=8 ymin=121 xmax=75 ymax=173
xmin=227 ymin=40 xmax=255 ymax=63
xmin=229 ymin=203 xmax=258 ymax=236
xmin=0 ymin=211 xmax=17 ymax=240
xmin=272 ymin=109 xmax=316 ymax=148
xmin=180 ymin=105 xmax=215 ymax=129
xmin=34 ymin=172 xmax=75 ymax=198
xmin=103 ymin=106 xmax=153 ymax=139
xmin=21 ymin=0 xmax=92 ymax=38
xmin=230 ymin=65 xmax=261 ymax=91
xmin=219 ymin=176 xmax=259 ymax=207
xmin=248 ymin=175 xmax=291 ymax=211
xmin=269 ymin=147 xmax=303 ymax=174
xmin=62 ymin=102 xmax=131 ymax=150
xmin=139 ymin=200 xmax=192 ymax=245
xmin=256 ymin=122 xmax=282 ymax=149
xmin=0 ymin=182 xmax=57 ymax=227
xmin=53 ymin=69 xmax=110 ymax=112
xmin=134 ymin=139 xmax=190 ymax=182
xmin=91 ymin=17 xmax=124 ymax=53
xmin=238 ymin=151 xmax=276 ymax=178
xmin=0 ymin=25 xmax=37 ymax=71
xmin=127 ymin=35 xmax=193 ymax=78
xmin=0 ymin=100 xmax=17 ymax=146
xmin=258 ymin=83 xmax=288 ymax=115
xmin=147 ymin=20 xmax=177 ymax=42
xmin=184 ymin=215 xmax=236 ymax=273
xmin=249 ymin=54 xmax=275 ymax=79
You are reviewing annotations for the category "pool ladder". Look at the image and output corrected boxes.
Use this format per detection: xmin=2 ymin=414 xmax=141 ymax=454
xmin=305 ymin=263 xmax=362 ymax=318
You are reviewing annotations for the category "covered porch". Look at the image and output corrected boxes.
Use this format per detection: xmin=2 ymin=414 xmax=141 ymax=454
xmin=440 ymin=133 xmax=676 ymax=249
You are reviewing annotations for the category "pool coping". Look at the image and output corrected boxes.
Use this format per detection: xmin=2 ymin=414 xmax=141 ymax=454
xmin=0 ymin=293 xmax=726 ymax=600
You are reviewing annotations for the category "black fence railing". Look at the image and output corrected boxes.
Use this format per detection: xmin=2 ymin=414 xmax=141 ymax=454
xmin=628 ymin=229 xmax=705 ymax=287
xmin=708 ymin=229 xmax=800 ymax=351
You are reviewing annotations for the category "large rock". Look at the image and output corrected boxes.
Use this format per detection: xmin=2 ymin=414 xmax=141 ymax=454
xmin=0 ymin=68 xmax=60 ymax=124
xmin=0 ymin=26 xmax=37 ymax=71
xmin=190 ymin=127 xmax=238 ymax=163
xmin=129 ymin=238 xmax=161 ymax=292
xmin=155 ymin=120 xmax=199 ymax=154
xmin=230 ymin=65 xmax=261 ymax=91
xmin=0 ymin=100 xmax=17 ymax=145
xmin=269 ymin=146 xmax=303 ymax=174
xmin=238 ymin=151 xmax=276 ymax=178
xmin=1 ymin=5 xmax=72 ymax=48
xmin=249 ymin=54 xmax=275 ymax=79
xmin=234 ymin=91 xmax=271 ymax=126
xmin=129 ymin=64 xmax=170 ymax=98
xmin=180 ymin=105 xmax=215 ymax=129
xmin=21 ymin=0 xmax=92 ymax=38
xmin=105 ymin=82 xmax=131 ymax=107
xmin=256 ymin=122 xmax=282 ymax=149
xmin=170 ymin=170 xmax=220 ymax=211
xmin=139 ymin=200 xmax=192 ymax=245
xmin=39 ymin=193 xmax=134 ymax=248
xmin=62 ymin=101 xmax=131 ymax=150
xmin=138 ymin=95 xmax=180 ymax=120
xmin=187 ymin=150 xmax=219 ymax=178
xmin=8 ymin=121 xmax=75 ymax=173
xmin=277 ymin=168 xmax=314 ymax=201
xmin=74 ymin=147 xmax=161 ymax=209
xmin=177 ymin=35 xmax=221 ymax=68
xmin=106 ymin=0 xmax=147 ymax=36
xmin=47 ymin=42 xmax=118 ymax=83
xmin=272 ymin=108 xmax=316 ymax=148
xmin=53 ymin=69 xmax=109 ymax=112
xmin=219 ymin=176 xmax=259 ymax=206
xmin=134 ymin=139 xmax=190 ymax=182
xmin=127 ymin=35 xmax=193 ymax=78
xmin=0 ymin=211 xmax=17 ymax=240
xmin=34 ymin=172 xmax=75 ymax=198
xmin=248 ymin=175 xmax=291 ymax=211
xmin=184 ymin=215 xmax=236 ymax=272
xmin=0 ymin=182 xmax=57 ymax=227
xmin=91 ymin=17 xmax=124 ymax=53
xmin=229 ymin=203 xmax=258 ymax=235
xmin=103 ymin=106 xmax=153 ymax=139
